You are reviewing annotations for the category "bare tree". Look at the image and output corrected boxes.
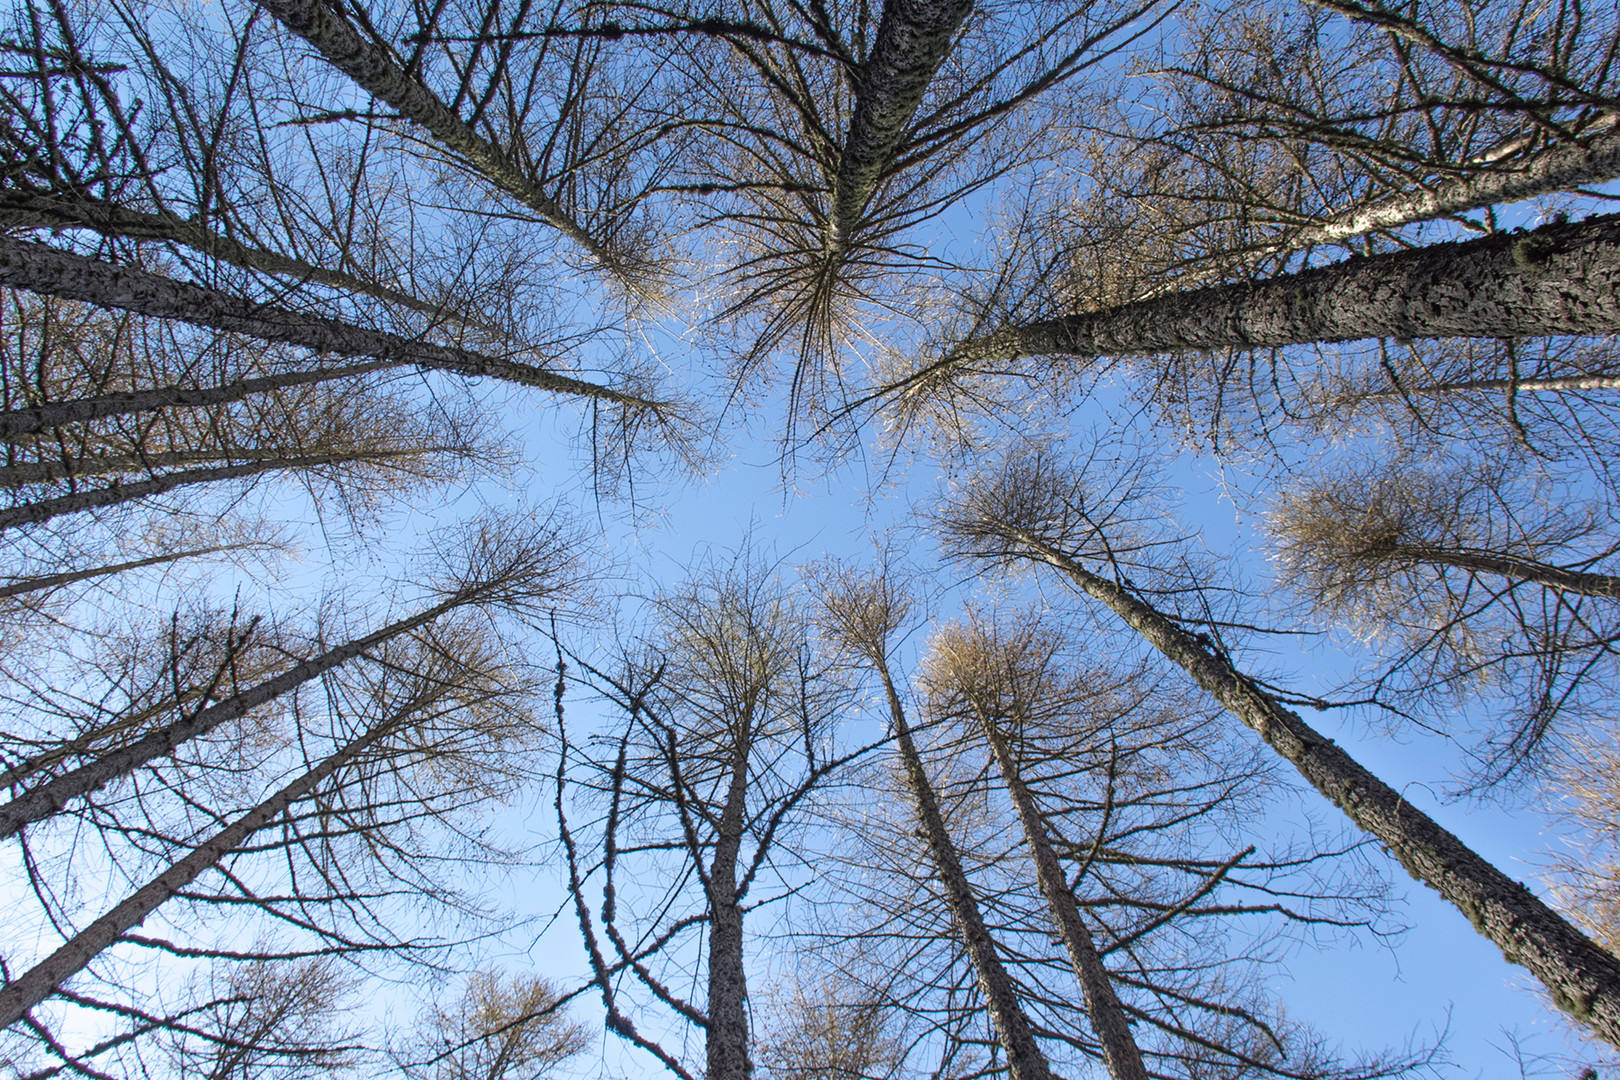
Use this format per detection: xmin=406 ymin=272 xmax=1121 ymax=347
xmin=398 ymin=971 xmax=589 ymax=1080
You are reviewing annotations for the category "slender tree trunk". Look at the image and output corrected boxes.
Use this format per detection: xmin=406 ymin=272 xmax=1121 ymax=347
xmin=0 ymin=190 xmax=499 ymax=332
xmin=1389 ymin=546 xmax=1620 ymax=599
xmin=828 ymin=0 xmax=974 ymax=252
xmin=0 ymin=545 xmax=243 ymax=601
xmin=0 ymin=360 xmax=397 ymax=442
xmin=942 ymin=213 xmax=1620 ymax=368
xmin=975 ymin=712 xmax=1150 ymax=1080
xmin=1360 ymin=373 xmax=1620 ymax=400
xmin=0 ymin=448 xmax=320 ymax=488
xmin=1144 ymin=120 xmax=1620 ymax=299
xmin=706 ymin=736 xmax=754 ymax=1080
xmin=0 ymin=590 xmax=477 ymax=839
xmin=0 ymin=237 xmax=651 ymax=406
xmin=0 ymin=447 xmax=431 ymax=532
xmin=995 ymin=528 xmax=1620 ymax=1048
xmin=0 ymin=709 xmax=399 ymax=1029
xmin=253 ymin=0 xmax=622 ymax=278
xmin=870 ymin=660 xmax=1055 ymax=1080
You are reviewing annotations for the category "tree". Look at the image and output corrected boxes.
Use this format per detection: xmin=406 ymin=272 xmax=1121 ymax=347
xmin=399 ymin=971 xmax=589 ymax=1080
xmin=933 ymin=446 xmax=1620 ymax=1047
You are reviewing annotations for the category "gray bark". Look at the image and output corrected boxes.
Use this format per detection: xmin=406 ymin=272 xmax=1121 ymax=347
xmin=0 ymin=545 xmax=240 ymax=601
xmin=0 ymin=237 xmax=651 ymax=407
xmin=0 ymin=707 xmax=401 ymax=1029
xmin=1362 ymin=373 xmax=1620 ymax=400
xmin=0 ymin=191 xmax=497 ymax=331
xmin=828 ymin=0 xmax=974 ymax=251
xmin=706 ymin=732 xmax=754 ymax=1080
xmin=0 ymin=590 xmax=476 ymax=840
xmin=871 ymin=661 xmax=1055 ymax=1080
xmin=0 ymin=360 xmax=394 ymax=443
xmin=996 ymin=529 xmax=1620 ymax=1048
xmin=0 ymin=449 xmax=316 ymax=488
xmin=946 ymin=213 xmax=1620 ymax=368
xmin=254 ymin=0 xmax=622 ymax=278
xmin=976 ymin=714 xmax=1150 ymax=1080
xmin=0 ymin=448 xmax=430 ymax=533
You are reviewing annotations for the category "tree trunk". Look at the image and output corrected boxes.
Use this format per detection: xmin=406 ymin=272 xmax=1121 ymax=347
xmin=1144 ymin=120 xmax=1620 ymax=299
xmin=0 ymin=708 xmax=400 ymax=1029
xmin=0 ymin=190 xmax=498 ymax=332
xmin=946 ymin=213 xmax=1620 ymax=367
xmin=997 ymin=528 xmax=1620 ymax=1048
xmin=828 ymin=0 xmax=974 ymax=251
xmin=0 ymin=545 xmax=242 ymax=601
xmin=254 ymin=0 xmax=622 ymax=279
xmin=705 ymin=734 xmax=755 ymax=1080
xmin=871 ymin=661 xmax=1055 ymax=1080
xmin=1361 ymin=373 xmax=1620 ymax=400
xmin=0 ymin=590 xmax=476 ymax=839
xmin=975 ymin=713 xmax=1151 ymax=1080
xmin=0 ymin=447 xmax=431 ymax=532
xmin=1390 ymin=546 xmax=1620 ymax=599
xmin=0 ymin=448 xmax=321 ymax=488
xmin=0 ymin=237 xmax=650 ymax=406
xmin=0 ymin=360 xmax=395 ymax=443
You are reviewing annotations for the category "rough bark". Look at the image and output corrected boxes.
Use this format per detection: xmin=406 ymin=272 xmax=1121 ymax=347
xmin=0 ymin=448 xmax=431 ymax=532
xmin=0 ymin=710 xmax=398 ymax=1029
xmin=0 ymin=448 xmax=324 ymax=488
xmin=0 ymin=591 xmax=475 ymax=840
xmin=975 ymin=713 xmax=1150 ymax=1080
xmin=0 ymin=545 xmax=239 ymax=601
xmin=1361 ymin=373 xmax=1620 ymax=400
xmin=0 ymin=237 xmax=651 ymax=407
xmin=994 ymin=529 xmax=1620 ymax=1048
xmin=871 ymin=661 xmax=1055 ymax=1080
xmin=254 ymin=0 xmax=621 ymax=277
xmin=943 ymin=213 xmax=1620 ymax=369
xmin=828 ymin=0 xmax=974 ymax=251
xmin=0 ymin=360 xmax=395 ymax=443
xmin=705 ymin=733 xmax=754 ymax=1080
xmin=0 ymin=191 xmax=496 ymax=330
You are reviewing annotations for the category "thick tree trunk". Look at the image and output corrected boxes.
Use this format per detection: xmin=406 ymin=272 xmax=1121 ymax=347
xmin=254 ymin=0 xmax=621 ymax=277
xmin=0 ymin=591 xmax=474 ymax=839
xmin=0 ymin=448 xmax=321 ymax=488
xmin=997 ymin=529 xmax=1620 ymax=1048
xmin=828 ymin=0 xmax=974 ymax=251
xmin=0 ymin=545 xmax=240 ymax=601
xmin=706 ymin=738 xmax=755 ymax=1080
xmin=948 ymin=213 xmax=1620 ymax=366
xmin=0 ymin=447 xmax=429 ymax=532
xmin=0 ymin=237 xmax=650 ymax=406
xmin=976 ymin=714 xmax=1150 ymax=1080
xmin=0 ymin=191 xmax=494 ymax=330
xmin=0 ymin=360 xmax=395 ymax=443
xmin=871 ymin=662 xmax=1054 ymax=1080
xmin=0 ymin=712 xmax=396 ymax=1029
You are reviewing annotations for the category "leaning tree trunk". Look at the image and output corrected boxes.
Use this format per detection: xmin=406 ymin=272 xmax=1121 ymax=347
xmin=0 ymin=589 xmax=486 ymax=839
xmin=0 ymin=545 xmax=244 ymax=602
xmin=0 ymin=190 xmax=500 ymax=332
xmin=0 ymin=360 xmax=396 ymax=443
xmin=942 ymin=212 xmax=1620 ymax=369
xmin=254 ymin=0 xmax=625 ymax=280
xmin=705 ymin=734 xmax=755 ymax=1080
xmin=870 ymin=659 xmax=1055 ymax=1080
xmin=1361 ymin=373 xmax=1620 ymax=401
xmin=1141 ymin=120 xmax=1620 ymax=299
xmin=994 ymin=528 xmax=1620 ymax=1048
xmin=1386 ymin=546 xmax=1620 ymax=599
xmin=0 ymin=237 xmax=650 ymax=406
xmin=0 ymin=447 xmax=352 ymax=489
xmin=0 ymin=447 xmax=436 ymax=532
xmin=975 ymin=712 xmax=1151 ymax=1080
xmin=827 ymin=0 xmax=974 ymax=252
xmin=0 ymin=705 xmax=404 ymax=1030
